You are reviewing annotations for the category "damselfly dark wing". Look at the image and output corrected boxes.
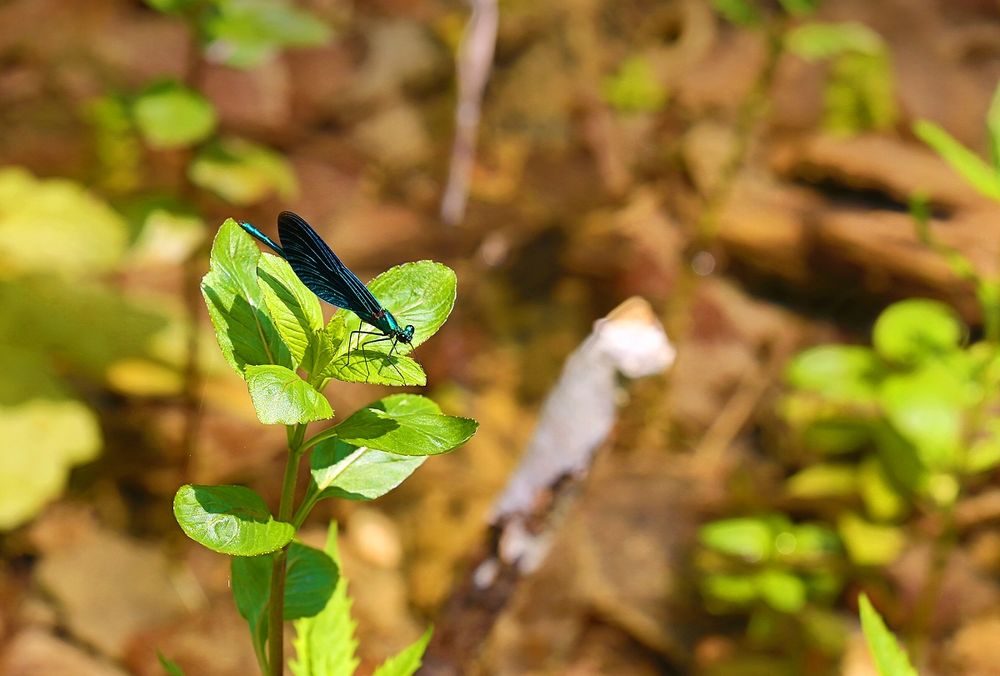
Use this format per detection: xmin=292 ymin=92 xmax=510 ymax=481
xmin=276 ymin=211 xmax=383 ymax=318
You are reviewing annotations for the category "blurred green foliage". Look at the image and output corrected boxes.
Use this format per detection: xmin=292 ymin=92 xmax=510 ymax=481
xmin=1 ymin=0 xmax=333 ymax=531
xmin=859 ymin=594 xmax=919 ymax=676
xmin=144 ymin=0 xmax=331 ymax=68
xmin=786 ymin=22 xmax=897 ymax=135
xmin=0 ymin=169 xmax=183 ymax=529
xmin=915 ymin=80 xmax=1000 ymax=203
xmin=602 ymin=56 xmax=668 ymax=114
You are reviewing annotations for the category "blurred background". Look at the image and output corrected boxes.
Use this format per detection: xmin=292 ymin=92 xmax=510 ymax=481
xmin=3 ymin=0 xmax=1000 ymax=673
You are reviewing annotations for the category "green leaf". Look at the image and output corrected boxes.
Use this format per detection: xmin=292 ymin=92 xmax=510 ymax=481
xmin=333 ymin=394 xmax=478 ymax=456
xmin=291 ymin=523 xmax=360 ymax=676
xmin=245 ymin=365 xmax=333 ymax=425
xmin=785 ymin=463 xmax=857 ymax=499
xmin=838 ymin=513 xmax=904 ymax=566
xmin=859 ymin=593 xmax=918 ymax=676
xmin=157 ymin=651 xmax=186 ymax=676
xmin=233 ymin=542 xmax=339 ymax=622
xmin=873 ymin=299 xmax=964 ymax=364
xmin=786 ymin=345 xmax=883 ymax=402
xmin=0 ymin=167 xmax=128 ymax=275
xmin=879 ymin=365 xmax=967 ymax=471
xmin=325 ymin=261 xmax=456 ymax=386
xmin=372 ymin=627 xmax=433 ymax=676
xmin=311 ymin=439 xmax=426 ymax=501
xmin=777 ymin=0 xmax=819 ymax=16
xmin=133 ymin=80 xmax=217 ymax=149
xmin=786 ymin=22 xmax=884 ymax=60
xmin=144 ymin=0 xmax=198 ymax=13
xmin=699 ymin=517 xmax=775 ymax=562
xmin=859 ymin=457 xmax=908 ymax=521
xmin=257 ymin=253 xmax=324 ymax=369
xmin=801 ymin=419 xmax=873 ymax=455
xmin=701 ymin=573 xmax=758 ymax=607
xmin=967 ymin=418 xmax=1000 ymax=473
xmin=783 ymin=524 xmax=842 ymax=563
xmin=0 ymin=397 xmax=102 ymax=530
xmin=173 ymin=484 xmax=295 ymax=556
xmin=231 ymin=552 xmax=271 ymax=669
xmin=204 ymin=0 xmax=331 ymax=69
xmin=755 ymin=569 xmax=807 ymax=614
xmin=915 ymin=119 xmax=1000 ymax=202
xmin=202 ymin=219 xmax=292 ymax=374
xmin=601 ymin=56 xmax=667 ymax=114
xmin=285 ymin=542 xmax=339 ymax=619
xmin=711 ymin=0 xmax=761 ymax=25
xmin=189 ymin=137 xmax=297 ymax=205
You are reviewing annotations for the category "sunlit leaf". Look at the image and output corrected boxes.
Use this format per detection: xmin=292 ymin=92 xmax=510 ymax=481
xmin=785 ymin=463 xmax=857 ymax=499
xmin=879 ymin=365 xmax=967 ymax=471
xmin=157 ymin=652 xmax=186 ymax=676
xmin=755 ymin=569 xmax=807 ymax=613
xmin=372 ymin=627 xmax=433 ymax=676
xmin=133 ymin=80 xmax=217 ymax=149
xmin=786 ymin=345 xmax=883 ymax=402
xmin=859 ymin=457 xmax=908 ymax=522
xmin=333 ymin=394 xmax=477 ymax=456
xmin=711 ymin=0 xmax=761 ymax=25
xmin=245 ymin=365 xmax=333 ymax=425
xmin=873 ymin=299 xmax=964 ymax=364
xmin=701 ymin=573 xmax=758 ymax=607
xmin=786 ymin=22 xmax=883 ymax=60
xmin=173 ymin=484 xmax=295 ymax=556
xmin=311 ymin=438 xmax=426 ymax=501
xmin=915 ymin=119 xmax=1000 ymax=203
xmin=291 ymin=522 xmax=359 ymax=676
xmin=859 ymin=593 xmax=918 ymax=676
xmin=601 ymin=56 xmax=667 ymax=114
xmin=838 ymin=512 xmax=904 ymax=566
xmin=190 ymin=138 xmax=297 ymax=206
xmin=257 ymin=252 xmax=324 ymax=368
xmin=201 ymin=219 xmax=292 ymax=374
xmin=204 ymin=0 xmax=331 ymax=69
xmin=325 ymin=261 xmax=456 ymax=386
xmin=0 ymin=167 xmax=128 ymax=275
xmin=699 ymin=517 xmax=774 ymax=562
xmin=0 ymin=398 xmax=101 ymax=530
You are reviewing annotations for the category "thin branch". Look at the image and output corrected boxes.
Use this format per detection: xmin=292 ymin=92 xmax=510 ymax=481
xmin=440 ymin=0 xmax=498 ymax=226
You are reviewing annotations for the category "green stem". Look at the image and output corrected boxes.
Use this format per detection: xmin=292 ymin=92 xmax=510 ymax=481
xmin=267 ymin=424 xmax=305 ymax=676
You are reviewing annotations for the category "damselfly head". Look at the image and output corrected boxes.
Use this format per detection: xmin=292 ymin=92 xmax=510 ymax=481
xmin=399 ymin=324 xmax=415 ymax=344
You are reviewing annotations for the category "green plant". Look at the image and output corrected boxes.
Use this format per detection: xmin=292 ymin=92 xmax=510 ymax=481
xmin=859 ymin=593 xmax=918 ymax=676
xmin=697 ymin=513 xmax=846 ymax=658
xmin=785 ymin=21 xmax=897 ymax=134
xmin=171 ymin=220 xmax=477 ymax=674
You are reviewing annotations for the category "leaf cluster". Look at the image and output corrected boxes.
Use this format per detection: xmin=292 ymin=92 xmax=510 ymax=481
xmin=171 ymin=219 xmax=476 ymax=673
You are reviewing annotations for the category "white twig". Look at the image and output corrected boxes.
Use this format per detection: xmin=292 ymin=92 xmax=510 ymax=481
xmin=440 ymin=0 xmax=498 ymax=226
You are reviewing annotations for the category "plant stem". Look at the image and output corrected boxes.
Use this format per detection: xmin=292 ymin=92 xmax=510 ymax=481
xmin=268 ymin=424 xmax=306 ymax=676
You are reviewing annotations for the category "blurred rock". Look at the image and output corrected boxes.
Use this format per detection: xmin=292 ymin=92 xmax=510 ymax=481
xmin=0 ymin=629 xmax=128 ymax=676
xmin=201 ymin=59 xmax=292 ymax=134
xmin=349 ymin=19 xmax=449 ymax=105
xmin=30 ymin=509 xmax=190 ymax=659
xmin=944 ymin=613 xmax=1000 ymax=676
xmin=772 ymin=134 xmax=993 ymax=210
xmin=347 ymin=508 xmax=403 ymax=569
xmin=682 ymin=120 xmax=739 ymax=197
xmin=351 ymin=102 xmax=432 ymax=170
xmin=124 ymin=602 xmax=260 ymax=676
